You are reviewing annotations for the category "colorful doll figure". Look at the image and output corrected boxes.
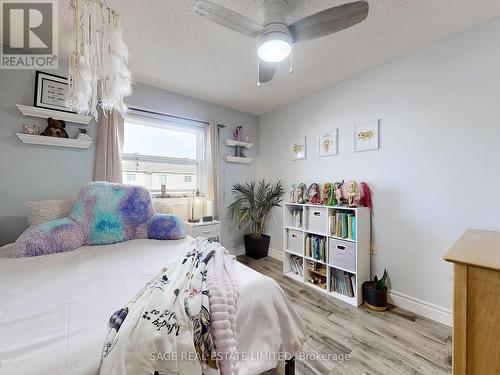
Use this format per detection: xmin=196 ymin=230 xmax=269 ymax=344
xmin=346 ymin=180 xmax=361 ymax=207
xmin=233 ymin=126 xmax=243 ymax=141
xmin=321 ymin=183 xmax=333 ymax=205
xmin=307 ymin=183 xmax=321 ymax=205
xmin=333 ymin=181 xmax=344 ymax=206
xmin=297 ymin=183 xmax=307 ymax=203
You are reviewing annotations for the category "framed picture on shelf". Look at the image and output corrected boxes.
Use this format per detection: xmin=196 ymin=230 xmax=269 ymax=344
xmin=354 ymin=120 xmax=379 ymax=152
xmin=290 ymin=136 xmax=306 ymax=160
xmin=319 ymin=130 xmax=338 ymax=157
xmin=34 ymin=71 xmax=74 ymax=113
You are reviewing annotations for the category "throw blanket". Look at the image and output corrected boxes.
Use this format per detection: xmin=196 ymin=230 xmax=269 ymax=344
xmin=100 ymin=238 xmax=238 ymax=375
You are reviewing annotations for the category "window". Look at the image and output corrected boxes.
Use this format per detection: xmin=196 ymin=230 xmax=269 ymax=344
xmin=122 ymin=112 xmax=205 ymax=196
xmin=125 ymin=173 xmax=136 ymax=183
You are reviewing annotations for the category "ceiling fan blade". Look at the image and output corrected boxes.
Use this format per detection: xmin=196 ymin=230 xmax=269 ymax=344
xmin=258 ymin=60 xmax=278 ymax=84
xmin=288 ymin=1 xmax=369 ymax=43
xmin=194 ymin=0 xmax=264 ymax=38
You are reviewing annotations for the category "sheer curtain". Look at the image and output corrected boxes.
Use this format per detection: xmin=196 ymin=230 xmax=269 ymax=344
xmin=94 ymin=110 xmax=124 ymax=183
xmin=204 ymin=121 xmax=219 ymax=217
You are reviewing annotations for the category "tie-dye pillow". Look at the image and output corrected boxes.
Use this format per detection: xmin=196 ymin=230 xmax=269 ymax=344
xmin=13 ymin=182 xmax=186 ymax=257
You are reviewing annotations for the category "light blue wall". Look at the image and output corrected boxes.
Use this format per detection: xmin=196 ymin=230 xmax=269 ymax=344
xmin=0 ymin=72 xmax=259 ymax=249
xmin=0 ymin=63 xmax=97 ymax=245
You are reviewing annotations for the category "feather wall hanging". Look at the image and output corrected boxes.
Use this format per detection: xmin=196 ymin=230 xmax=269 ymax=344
xmin=67 ymin=0 xmax=132 ymax=120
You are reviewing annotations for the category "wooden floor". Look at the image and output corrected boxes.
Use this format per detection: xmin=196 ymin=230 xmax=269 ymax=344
xmin=237 ymin=255 xmax=452 ymax=375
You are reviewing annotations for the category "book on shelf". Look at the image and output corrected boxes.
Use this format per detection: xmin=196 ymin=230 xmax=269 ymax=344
xmin=305 ymin=234 xmax=326 ymax=263
xmin=291 ymin=209 xmax=303 ymax=228
xmin=289 ymin=255 xmax=304 ymax=277
xmin=330 ymin=211 xmax=357 ymax=241
xmin=330 ymin=268 xmax=356 ymax=297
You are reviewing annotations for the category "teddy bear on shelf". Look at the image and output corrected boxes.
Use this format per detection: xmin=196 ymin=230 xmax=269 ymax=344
xmin=40 ymin=117 xmax=69 ymax=138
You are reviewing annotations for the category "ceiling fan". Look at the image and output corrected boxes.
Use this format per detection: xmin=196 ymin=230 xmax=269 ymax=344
xmin=194 ymin=0 xmax=369 ymax=85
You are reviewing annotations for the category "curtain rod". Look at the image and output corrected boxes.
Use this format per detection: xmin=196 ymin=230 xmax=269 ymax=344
xmin=127 ymin=106 xmax=209 ymax=125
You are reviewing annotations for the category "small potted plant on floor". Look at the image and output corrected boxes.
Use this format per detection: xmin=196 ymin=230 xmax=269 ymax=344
xmin=363 ymin=269 xmax=388 ymax=311
xmin=227 ymin=180 xmax=285 ymax=259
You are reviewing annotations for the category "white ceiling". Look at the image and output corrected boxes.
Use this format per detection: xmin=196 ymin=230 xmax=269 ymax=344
xmin=59 ymin=1 xmax=500 ymax=115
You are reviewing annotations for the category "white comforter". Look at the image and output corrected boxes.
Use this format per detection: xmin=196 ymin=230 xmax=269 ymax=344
xmin=0 ymin=238 xmax=306 ymax=375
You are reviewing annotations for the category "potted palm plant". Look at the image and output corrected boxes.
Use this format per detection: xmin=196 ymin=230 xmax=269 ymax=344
xmin=227 ymin=180 xmax=285 ymax=259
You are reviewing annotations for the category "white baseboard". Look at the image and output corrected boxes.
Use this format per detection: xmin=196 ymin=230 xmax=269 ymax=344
xmin=228 ymin=246 xmax=283 ymax=260
xmin=268 ymin=248 xmax=283 ymax=261
xmin=388 ymin=289 xmax=452 ymax=327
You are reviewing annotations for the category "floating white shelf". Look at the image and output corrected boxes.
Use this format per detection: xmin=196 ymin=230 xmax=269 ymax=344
xmin=16 ymin=133 xmax=93 ymax=149
xmin=16 ymin=104 xmax=93 ymax=125
xmin=224 ymin=139 xmax=253 ymax=148
xmin=224 ymin=156 xmax=253 ymax=164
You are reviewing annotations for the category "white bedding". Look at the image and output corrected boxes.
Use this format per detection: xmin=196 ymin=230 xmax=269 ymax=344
xmin=0 ymin=238 xmax=306 ymax=375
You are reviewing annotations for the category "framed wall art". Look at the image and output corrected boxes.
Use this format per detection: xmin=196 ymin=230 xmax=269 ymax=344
xmin=34 ymin=71 xmax=73 ymax=113
xmin=319 ymin=130 xmax=338 ymax=157
xmin=354 ymin=120 xmax=379 ymax=152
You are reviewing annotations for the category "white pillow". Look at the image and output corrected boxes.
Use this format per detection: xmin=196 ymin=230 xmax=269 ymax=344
xmin=26 ymin=198 xmax=75 ymax=226
xmin=153 ymin=199 xmax=174 ymax=214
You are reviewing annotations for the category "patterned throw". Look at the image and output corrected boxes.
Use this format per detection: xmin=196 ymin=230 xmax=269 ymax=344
xmin=13 ymin=182 xmax=186 ymax=257
xmin=100 ymin=238 xmax=239 ymax=375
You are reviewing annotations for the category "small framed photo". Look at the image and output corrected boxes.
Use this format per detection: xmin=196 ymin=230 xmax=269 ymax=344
xmin=354 ymin=120 xmax=379 ymax=152
xmin=319 ymin=130 xmax=338 ymax=157
xmin=290 ymin=136 xmax=306 ymax=160
xmin=34 ymin=71 xmax=73 ymax=113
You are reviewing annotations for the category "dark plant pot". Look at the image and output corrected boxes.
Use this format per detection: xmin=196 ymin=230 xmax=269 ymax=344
xmin=244 ymin=234 xmax=270 ymax=259
xmin=362 ymin=281 xmax=388 ymax=311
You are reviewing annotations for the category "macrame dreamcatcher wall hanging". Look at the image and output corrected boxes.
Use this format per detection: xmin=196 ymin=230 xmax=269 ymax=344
xmin=67 ymin=0 xmax=132 ymax=120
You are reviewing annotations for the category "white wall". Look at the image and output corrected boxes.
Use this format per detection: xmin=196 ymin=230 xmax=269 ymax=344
xmin=258 ymin=18 xmax=500 ymax=318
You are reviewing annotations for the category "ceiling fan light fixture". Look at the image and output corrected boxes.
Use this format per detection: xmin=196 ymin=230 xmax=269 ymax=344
xmin=257 ymin=31 xmax=291 ymax=63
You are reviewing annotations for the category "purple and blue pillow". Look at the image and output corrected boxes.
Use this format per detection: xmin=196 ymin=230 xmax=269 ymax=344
xmin=13 ymin=182 xmax=186 ymax=257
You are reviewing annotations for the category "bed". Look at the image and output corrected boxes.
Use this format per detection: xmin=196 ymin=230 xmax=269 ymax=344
xmin=0 ymin=237 xmax=306 ymax=375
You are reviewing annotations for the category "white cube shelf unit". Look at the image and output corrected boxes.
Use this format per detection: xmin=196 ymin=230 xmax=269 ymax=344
xmin=283 ymin=202 xmax=370 ymax=306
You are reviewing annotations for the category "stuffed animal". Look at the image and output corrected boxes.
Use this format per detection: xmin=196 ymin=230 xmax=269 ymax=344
xmin=307 ymin=183 xmax=321 ymax=205
xmin=40 ymin=117 xmax=69 ymax=138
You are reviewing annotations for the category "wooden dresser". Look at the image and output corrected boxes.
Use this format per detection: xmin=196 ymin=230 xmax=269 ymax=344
xmin=444 ymin=230 xmax=500 ymax=375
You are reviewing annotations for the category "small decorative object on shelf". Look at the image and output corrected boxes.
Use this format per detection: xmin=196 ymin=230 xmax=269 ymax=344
xmin=345 ymin=180 xmax=361 ymax=207
xmin=306 ymin=183 xmax=321 ymax=205
xmin=34 ymin=71 xmax=73 ymax=113
xmin=77 ymin=128 xmax=92 ymax=141
xmin=296 ymin=183 xmax=307 ymax=203
xmin=333 ymin=181 xmax=344 ymax=206
xmin=23 ymin=124 xmax=40 ymax=135
xmin=362 ymin=269 xmax=388 ymax=311
xmin=289 ymin=184 xmax=297 ymax=203
xmin=40 ymin=117 xmax=69 ymax=138
xmin=233 ymin=126 xmax=246 ymax=158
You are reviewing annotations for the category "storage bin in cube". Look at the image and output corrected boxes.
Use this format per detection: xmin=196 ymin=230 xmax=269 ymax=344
xmin=328 ymin=238 xmax=356 ymax=273
xmin=287 ymin=229 xmax=303 ymax=255
xmin=306 ymin=206 xmax=327 ymax=234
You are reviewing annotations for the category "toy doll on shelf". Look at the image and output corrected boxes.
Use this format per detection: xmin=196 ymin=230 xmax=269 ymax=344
xmin=289 ymin=184 xmax=297 ymax=203
xmin=321 ymin=183 xmax=333 ymax=205
xmin=346 ymin=180 xmax=361 ymax=207
xmin=307 ymin=183 xmax=321 ymax=205
xmin=333 ymin=181 xmax=344 ymax=206
xmin=233 ymin=126 xmax=245 ymax=157
xmin=297 ymin=183 xmax=307 ymax=203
